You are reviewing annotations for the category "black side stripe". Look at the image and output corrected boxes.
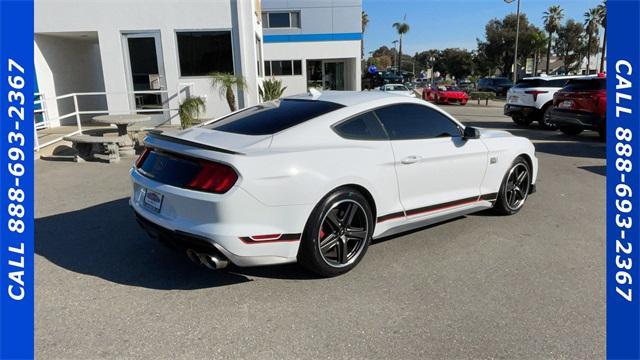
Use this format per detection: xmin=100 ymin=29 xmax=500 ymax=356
xmin=377 ymin=193 xmax=498 ymax=223
xmin=376 ymin=211 xmax=405 ymax=223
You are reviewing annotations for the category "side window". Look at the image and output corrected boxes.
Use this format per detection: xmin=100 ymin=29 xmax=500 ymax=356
xmin=375 ymin=104 xmax=461 ymax=140
xmin=333 ymin=111 xmax=388 ymax=141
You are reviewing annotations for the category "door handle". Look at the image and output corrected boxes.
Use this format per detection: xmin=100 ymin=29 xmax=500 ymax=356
xmin=401 ymin=155 xmax=421 ymax=164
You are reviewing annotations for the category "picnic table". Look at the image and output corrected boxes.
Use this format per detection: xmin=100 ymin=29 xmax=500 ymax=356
xmin=93 ymin=114 xmax=150 ymax=156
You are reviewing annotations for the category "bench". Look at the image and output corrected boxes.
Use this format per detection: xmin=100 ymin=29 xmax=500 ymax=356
xmin=468 ymin=91 xmax=496 ymax=106
xmin=63 ymin=134 xmax=128 ymax=163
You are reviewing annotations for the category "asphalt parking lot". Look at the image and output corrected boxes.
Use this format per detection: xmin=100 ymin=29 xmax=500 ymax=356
xmin=35 ymin=101 xmax=605 ymax=359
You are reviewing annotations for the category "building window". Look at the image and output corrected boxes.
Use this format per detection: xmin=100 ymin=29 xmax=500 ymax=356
xmin=264 ymin=60 xmax=303 ymax=76
xmin=177 ymin=31 xmax=233 ymax=76
xmin=262 ymin=11 xmax=301 ymax=28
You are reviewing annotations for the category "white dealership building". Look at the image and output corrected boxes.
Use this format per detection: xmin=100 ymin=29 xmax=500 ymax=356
xmin=261 ymin=0 xmax=362 ymax=96
xmin=34 ymin=0 xmax=362 ymax=133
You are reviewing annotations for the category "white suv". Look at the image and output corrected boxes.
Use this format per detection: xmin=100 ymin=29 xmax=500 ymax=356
xmin=504 ymin=75 xmax=587 ymax=129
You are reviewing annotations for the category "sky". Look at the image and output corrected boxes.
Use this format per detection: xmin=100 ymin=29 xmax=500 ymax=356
xmin=363 ymin=0 xmax=603 ymax=56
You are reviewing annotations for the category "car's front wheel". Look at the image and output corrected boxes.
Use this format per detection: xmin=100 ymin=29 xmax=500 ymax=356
xmin=493 ymin=157 xmax=531 ymax=215
xmin=298 ymin=188 xmax=374 ymax=277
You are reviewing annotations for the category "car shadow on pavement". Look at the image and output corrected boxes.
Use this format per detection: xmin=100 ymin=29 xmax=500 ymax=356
xmin=579 ymin=165 xmax=607 ymax=176
xmin=35 ymin=198 xmax=319 ymax=290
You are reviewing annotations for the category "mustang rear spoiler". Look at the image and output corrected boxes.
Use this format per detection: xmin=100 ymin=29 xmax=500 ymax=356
xmin=145 ymin=129 xmax=242 ymax=155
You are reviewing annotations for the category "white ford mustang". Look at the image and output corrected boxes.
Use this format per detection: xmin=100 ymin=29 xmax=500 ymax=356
xmin=131 ymin=91 xmax=537 ymax=277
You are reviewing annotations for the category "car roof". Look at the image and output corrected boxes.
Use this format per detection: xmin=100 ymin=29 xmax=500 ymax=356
xmin=285 ymin=90 xmax=408 ymax=107
xmin=522 ymin=74 xmax=597 ymax=81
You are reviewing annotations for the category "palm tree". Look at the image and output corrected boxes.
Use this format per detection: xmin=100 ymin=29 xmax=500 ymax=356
xmin=361 ymin=11 xmax=369 ymax=61
xmin=209 ymin=72 xmax=247 ymax=112
xmin=178 ymin=96 xmax=205 ymax=129
xmin=543 ymin=5 xmax=564 ymax=73
xmin=597 ymin=1 xmax=607 ymax=73
xmin=530 ymin=30 xmax=548 ymax=75
xmin=392 ymin=18 xmax=410 ymax=70
xmin=584 ymin=7 xmax=600 ymax=74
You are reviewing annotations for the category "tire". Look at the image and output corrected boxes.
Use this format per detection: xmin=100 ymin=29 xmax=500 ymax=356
xmin=559 ymin=125 xmax=584 ymax=136
xmin=298 ymin=188 xmax=374 ymax=277
xmin=598 ymin=119 xmax=606 ymax=142
xmin=493 ymin=157 xmax=532 ymax=216
xmin=539 ymin=105 xmax=558 ymax=130
xmin=512 ymin=115 xmax=533 ymax=126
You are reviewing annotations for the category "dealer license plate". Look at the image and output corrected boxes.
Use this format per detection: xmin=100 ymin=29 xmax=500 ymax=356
xmin=143 ymin=189 xmax=163 ymax=212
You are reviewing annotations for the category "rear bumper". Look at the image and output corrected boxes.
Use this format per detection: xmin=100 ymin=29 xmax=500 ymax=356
xmin=504 ymin=104 xmax=540 ymax=118
xmin=548 ymin=108 xmax=602 ymax=129
xmin=130 ymin=168 xmax=312 ymax=267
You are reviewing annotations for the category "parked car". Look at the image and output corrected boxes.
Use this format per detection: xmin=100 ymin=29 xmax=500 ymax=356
xmin=457 ymin=79 xmax=475 ymax=93
xmin=131 ymin=91 xmax=538 ymax=277
xmin=548 ymin=75 xmax=606 ymax=140
xmin=477 ymin=77 xmax=513 ymax=96
xmin=377 ymin=83 xmax=416 ymax=97
xmin=422 ymin=84 xmax=469 ymax=105
xmin=503 ymin=75 xmax=586 ymax=129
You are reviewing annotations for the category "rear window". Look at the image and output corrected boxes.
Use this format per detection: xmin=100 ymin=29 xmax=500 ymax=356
xmin=515 ymin=79 xmax=569 ymax=88
xmin=563 ymin=78 xmax=606 ymax=91
xmin=203 ymin=99 xmax=344 ymax=135
xmin=514 ymin=79 xmax=541 ymax=88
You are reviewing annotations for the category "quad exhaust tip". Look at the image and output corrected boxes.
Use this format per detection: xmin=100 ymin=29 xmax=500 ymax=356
xmin=186 ymin=249 xmax=229 ymax=270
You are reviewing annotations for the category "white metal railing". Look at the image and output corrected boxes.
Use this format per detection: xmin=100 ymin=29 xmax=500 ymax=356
xmin=34 ymin=85 xmax=193 ymax=151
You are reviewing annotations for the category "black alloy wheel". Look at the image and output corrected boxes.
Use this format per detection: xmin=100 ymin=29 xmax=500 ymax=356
xmin=493 ymin=157 xmax=531 ymax=215
xmin=298 ymin=188 xmax=373 ymax=277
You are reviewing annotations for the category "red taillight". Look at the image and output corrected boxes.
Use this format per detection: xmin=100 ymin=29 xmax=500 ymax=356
xmin=525 ymin=90 xmax=548 ymax=101
xmin=187 ymin=160 xmax=238 ymax=194
xmin=135 ymin=147 xmax=151 ymax=168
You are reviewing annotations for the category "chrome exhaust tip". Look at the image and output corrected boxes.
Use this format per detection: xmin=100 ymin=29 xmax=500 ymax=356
xmin=197 ymin=253 xmax=229 ymax=270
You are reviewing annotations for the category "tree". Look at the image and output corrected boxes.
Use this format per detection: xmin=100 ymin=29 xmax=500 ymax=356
xmin=178 ymin=96 xmax=205 ymax=129
xmin=259 ymin=78 xmax=287 ymax=102
xmin=476 ymin=13 xmax=541 ymax=77
xmin=392 ymin=19 xmax=410 ymax=67
xmin=434 ymin=48 xmax=474 ymax=79
xmin=584 ymin=7 xmax=600 ymax=74
xmin=369 ymin=45 xmax=397 ymax=70
xmin=554 ymin=19 xmax=584 ymax=74
xmin=526 ymin=29 xmax=548 ymax=75
xmin=414 ymin=49 xmax=440 ymax=71
xmin=209 ymin=72 xmax=247 ymax=112
xmin=597 ymin=1 xmax=607 ymax=72
xmin=543 ymin=5 xmax=565 ymax=73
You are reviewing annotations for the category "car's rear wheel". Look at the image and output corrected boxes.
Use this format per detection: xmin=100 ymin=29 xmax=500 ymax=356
xmin=559 ymin=125 xmax=584 ymax=136
xmin=298 ymin=188 xmax=374 ymax=277
xmin=493 ymin=157 xmax=531 ymax=215
xmin=539 ymin=105 xmax=558 ymax=130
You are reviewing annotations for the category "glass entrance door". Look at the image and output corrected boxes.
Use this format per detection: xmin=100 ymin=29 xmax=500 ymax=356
xmin=123 ymin=32 xmax=168 ymax=124
xmin=323 ymin=61 xmax=345 ymax=90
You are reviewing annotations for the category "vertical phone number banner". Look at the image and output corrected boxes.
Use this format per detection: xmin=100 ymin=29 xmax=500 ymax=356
xmin=0 ymin=0 xmax=35 ymax=359
xmin=607 ymin=0 xmax=640 ymax=359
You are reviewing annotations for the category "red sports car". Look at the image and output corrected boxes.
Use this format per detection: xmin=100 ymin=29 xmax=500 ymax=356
xmin=422 ymin=85 xmax=469 ymax=105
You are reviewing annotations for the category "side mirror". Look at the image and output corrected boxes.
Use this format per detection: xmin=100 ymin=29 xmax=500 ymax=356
xmin=463 ymin=126 xmax=481 ymax=140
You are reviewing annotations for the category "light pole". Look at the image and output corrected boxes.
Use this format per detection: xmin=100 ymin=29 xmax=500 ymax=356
xmin=505 ymin=0 xmax=521 ymax=85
